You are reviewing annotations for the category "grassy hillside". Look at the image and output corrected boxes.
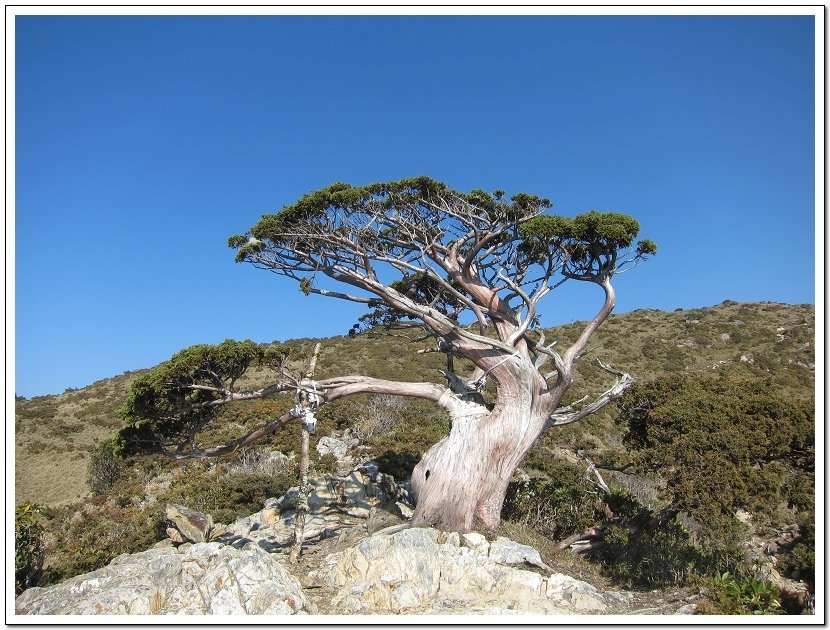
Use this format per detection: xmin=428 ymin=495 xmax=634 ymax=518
xmin=15 ymin=300 xmax=814 ymax=508
xmin=14 ymin=301 xmax=816 ymax=612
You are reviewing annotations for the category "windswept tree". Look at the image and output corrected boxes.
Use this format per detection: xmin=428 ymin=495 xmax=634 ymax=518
xmin=121 ymin=176 xmax=655 ymax=533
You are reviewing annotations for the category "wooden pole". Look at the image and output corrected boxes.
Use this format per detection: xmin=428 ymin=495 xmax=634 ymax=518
xmin=290 ymin=343 xmax=321 ymax=563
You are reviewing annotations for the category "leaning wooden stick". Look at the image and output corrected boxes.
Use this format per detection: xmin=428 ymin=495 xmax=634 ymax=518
xmin=289 ymin=342 xmax=322 ymax=563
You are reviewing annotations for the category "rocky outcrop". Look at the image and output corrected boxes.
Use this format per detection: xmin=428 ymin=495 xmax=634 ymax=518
xmin=15 ymin=543 xmax=311 ymax=615
xmin=212 ymin=467 xmax=409 ymax=553
xmin=308 ymin=527 xmax=632 ymax=614
xmin=14 ymin=454 xmax=710 ymax=617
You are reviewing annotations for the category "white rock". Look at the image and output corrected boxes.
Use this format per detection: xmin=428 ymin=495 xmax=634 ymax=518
xmin=489 ymin=536 xmax=552 ymax=571
xmin=462 ymin=532 xmax=490 ymax=555
xmin=15 ymin=543 xmax=309 ymax=615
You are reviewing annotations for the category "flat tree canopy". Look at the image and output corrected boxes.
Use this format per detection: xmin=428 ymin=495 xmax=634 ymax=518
xmin=120 ymin=176 xmax=655 ymax=532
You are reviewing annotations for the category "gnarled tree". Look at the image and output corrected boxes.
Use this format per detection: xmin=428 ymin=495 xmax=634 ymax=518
xmin=122 ymin=176 xmax=656 ymax=533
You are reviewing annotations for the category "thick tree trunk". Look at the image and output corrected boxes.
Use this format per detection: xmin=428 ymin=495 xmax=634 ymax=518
xmin=410 ymin=372 xmax=551 ymax=532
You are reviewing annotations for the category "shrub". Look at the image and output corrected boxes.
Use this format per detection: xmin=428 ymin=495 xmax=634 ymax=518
xmin=694 ymin=572 xmax=783 ymax=615
xmin=617 ymin=374 xmax=814 ymax=534
xmin=594 ymin=519 xmax=702 ymax=586
xmin=161 ymin=471 xmax=293 ymax=525
xmin=87 ymin=440 xmax=123 ymax=495
xmin=502 ymin=462 xmax=605 ymax=541
xmin=42 ymin=503 xmax=167 ymax=585
xmin=15 ymin=503 xmax=45 ymax=594
xmin=230 ymin=446 xmax=291 ymax=478
xmin=353 ymin=395 xmax=405 ymax=441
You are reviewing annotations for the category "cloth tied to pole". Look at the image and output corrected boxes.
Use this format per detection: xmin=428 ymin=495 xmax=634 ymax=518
xmin=290 ymin=381 xmax=320 ymax=434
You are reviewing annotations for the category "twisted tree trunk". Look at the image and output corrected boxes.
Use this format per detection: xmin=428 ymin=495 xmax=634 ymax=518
xmin=410 ymin=363 xmax=554 ymax=532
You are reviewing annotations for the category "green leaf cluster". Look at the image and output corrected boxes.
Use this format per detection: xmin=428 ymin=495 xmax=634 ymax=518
xmin=519 ymin=210 xmax=655 ymax=277
xmin=117 ymin=340 xmax=287 ymax=456
xmin=695 ymin=572 xmax=784 ymax=614
xmin=15 ymin=503 xmax=45 ymax=595
xmin=230 ymin=176 xmax=555 ymax=265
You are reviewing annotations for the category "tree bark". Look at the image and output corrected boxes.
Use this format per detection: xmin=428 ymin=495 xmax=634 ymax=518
xmin=290 ymin=343 xmax=321 ymax=563
xmin=289 ymin=426 xmax=310 ymax=563
xmin=410 ymin=363 xmax=552 ymax=532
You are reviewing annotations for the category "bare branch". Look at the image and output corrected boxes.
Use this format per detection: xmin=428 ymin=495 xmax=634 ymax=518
xmin=562 ymin=277 xmax=616 ymax=375
xmin=307 ymin=287 xmax=384 ymax=306
xmin=167 ymin=410 xmax=296 ymax=459
xmin=545 ymin=360 xmax=633 ymax=429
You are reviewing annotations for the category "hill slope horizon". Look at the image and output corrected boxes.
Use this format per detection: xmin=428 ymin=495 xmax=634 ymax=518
xmin=15 ymin=299 xmax=815 ymax=508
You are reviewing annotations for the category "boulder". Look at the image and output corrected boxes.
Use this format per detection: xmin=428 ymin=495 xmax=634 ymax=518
xmin=309 ymin=528 xmax=630 ymax=614
xmin=15 ymin=543 xmax=310 ymax=615
xmin=488 ymin=536 xmax=553 ymax=571
xmin=165 ymin=504 xmax=213 ymax=543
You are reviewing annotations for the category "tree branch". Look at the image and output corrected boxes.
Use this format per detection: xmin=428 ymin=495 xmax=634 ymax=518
xmin=545 ymin=360 xmax=633 ymax=429
xmin=562 ymin=277 xmax=616 ymax=375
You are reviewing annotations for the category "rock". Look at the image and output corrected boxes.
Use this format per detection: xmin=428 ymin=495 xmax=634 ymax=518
xmin=395 ymin=502 xmax=414 ymax=519
xmin=442 ymin=531 xmax=460 ymax=547
xmin=462 ymin=532 xmax=490 ymax=555
xmin=152 ymin=539 xmax=175 ymax=549
xmin=545 ymin=573 xmax=627 ymax=612
xmin=309 ymin=528 xmax=628 ymax=615
xmin=260 ymin=507 xmax=280 ymax=526
xmin=364 ymin=507 xmax=402 ymax=534
xmin=165 ymin=504 xmax=213 ymax=543
xmin=165 ymin=527 xmax=185 ymax=544
xmin=488 ymin=536 xmax=553 ymax=571
xmin=208 ymin=524 xmax=227 ymax=541
xmin=316 ymin=436 xmax=351 ymax=460
xmin=675 ymin=603 xmax=698 ymax=614
xmin=15 ymin=543 xmax=310 ymax=615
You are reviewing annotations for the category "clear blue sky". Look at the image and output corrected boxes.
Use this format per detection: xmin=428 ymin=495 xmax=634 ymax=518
xmin=13 ymin=14 xmax=817 ymax=397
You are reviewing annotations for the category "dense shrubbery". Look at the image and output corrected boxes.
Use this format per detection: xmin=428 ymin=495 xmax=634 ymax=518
xmin=87 ymin=440 xmax=122 ymax=495
xmin=15 ymin=503 xmax=45 ymax=595
xmin=501 ymin=371 xmax=813 ymax=614
xmin=502 ymin=463 xmax=606 ymax=541
xmin=617 ymin=374 xmax=814 ymax=537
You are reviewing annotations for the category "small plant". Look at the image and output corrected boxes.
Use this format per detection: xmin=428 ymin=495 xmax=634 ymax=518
xmin=15 ymin=503 xmax=45 ymax=594
xmin=353 ymin=395 xmax=406 ymax=441
xmin=696 ymin=572 xmax=783 ymax=614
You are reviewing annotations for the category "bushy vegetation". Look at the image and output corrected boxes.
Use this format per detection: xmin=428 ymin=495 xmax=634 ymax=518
xmin=501 ymin=368 xmax=813 ymax=613
xmin=87 ymin=440 xmax=122 ymax=495
xmin=37 ymin=448 xmax=298 ymax=587
xmin=15 ymin=503 xmax=45 ymax=595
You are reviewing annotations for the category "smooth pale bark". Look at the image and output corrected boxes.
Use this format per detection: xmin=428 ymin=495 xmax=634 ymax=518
xmin=410 ymin=362 xmax=554 ymax=532
xmin=290 ymin=343 xmax=321 ymax=563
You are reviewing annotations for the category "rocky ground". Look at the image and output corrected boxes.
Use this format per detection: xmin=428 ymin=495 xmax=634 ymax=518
xmin=15 ymin=450 xmax=705 ymax=618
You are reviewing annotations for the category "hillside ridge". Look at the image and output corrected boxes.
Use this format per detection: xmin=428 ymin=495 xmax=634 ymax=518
xmin=15 ymin=300 xmax=814 ymax=507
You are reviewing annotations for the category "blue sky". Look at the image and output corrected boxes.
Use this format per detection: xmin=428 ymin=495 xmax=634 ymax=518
xmin=13 ymin=13 xmax=818 ymax=397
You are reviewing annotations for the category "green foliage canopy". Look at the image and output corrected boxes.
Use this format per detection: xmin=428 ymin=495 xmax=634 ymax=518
xmin=229 ymin=177 xmax=655 ymax=336
xmin=117 ymin=340 xmax=286 ymax=456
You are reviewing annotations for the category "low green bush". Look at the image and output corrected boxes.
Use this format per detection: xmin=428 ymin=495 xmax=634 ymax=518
xmin=694 ymin=572 xmax=783 ymax=615
xmin=502 ymin=462 xmax=604 ymax=541
xmin=15 ymin=503 xmax=45 ymax=594
xmin=87 ymin=440 xmax=122 ymax=495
